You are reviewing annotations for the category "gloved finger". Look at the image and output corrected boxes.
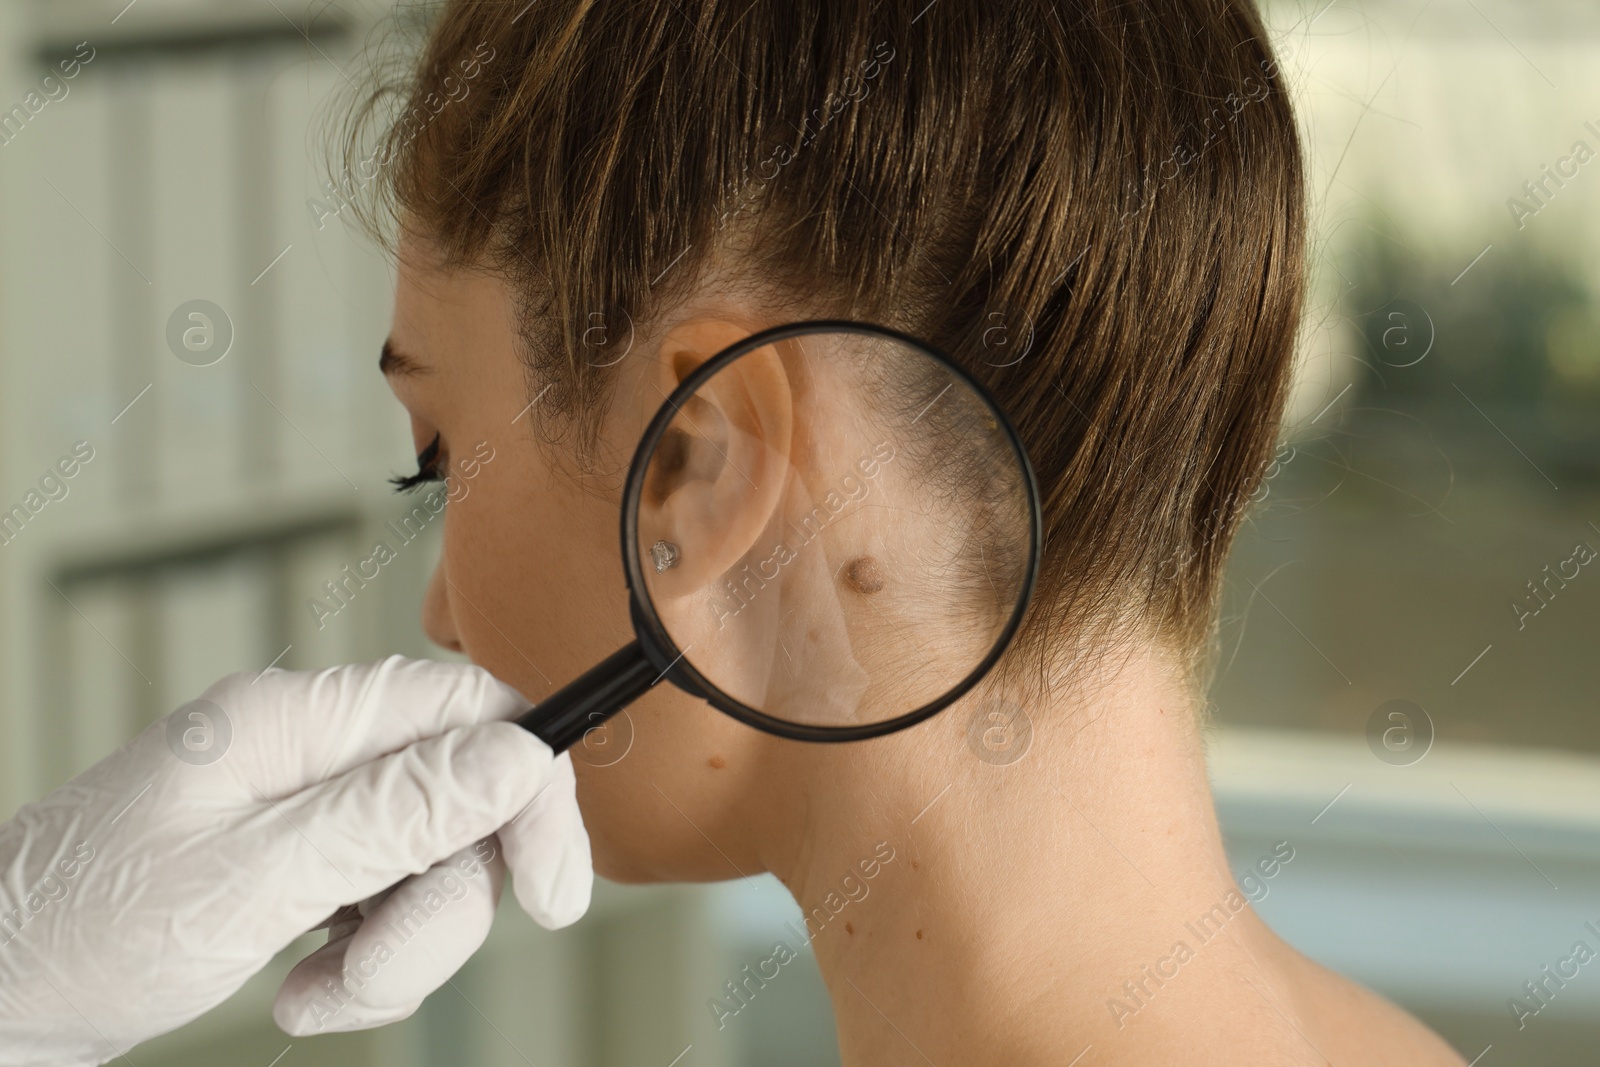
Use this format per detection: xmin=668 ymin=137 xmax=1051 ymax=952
xmin=276 ymin=899 xmax=392 ymax=1033
xmin=272 ymin=928 xmax=422 ymax=1036
xmin=498 ymin=751 xmax=592 ymax=929
xmin=272 ymin=721 xmax=557 ymax=915
xmin=216 ymin=656 xmax=534 ymax=795
xmin=273 ymin=843 xmax=503 ymax=1036
xmin=343 ymin=840 xmax=502 ymax=1009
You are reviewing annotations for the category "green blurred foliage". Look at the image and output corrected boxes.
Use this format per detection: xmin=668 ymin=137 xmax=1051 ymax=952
xmin=1342 ymin=219 xmax=1600 ymax=484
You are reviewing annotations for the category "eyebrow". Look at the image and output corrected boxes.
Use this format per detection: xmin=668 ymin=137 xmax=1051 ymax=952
xmin=379 ymin=339 xmax=431 ymax=378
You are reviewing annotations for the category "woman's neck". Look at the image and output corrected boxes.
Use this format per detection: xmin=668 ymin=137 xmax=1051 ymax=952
xmin=762 ymin=647 xmax=1304 ymax=1065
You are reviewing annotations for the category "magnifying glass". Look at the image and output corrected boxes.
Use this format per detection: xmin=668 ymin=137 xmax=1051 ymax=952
xmin=515 ymin=320 xmax=1040 ymax=751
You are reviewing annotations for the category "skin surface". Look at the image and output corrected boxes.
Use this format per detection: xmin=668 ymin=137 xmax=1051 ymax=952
xmin=382 ymin=237 xmax=1467 ymax=1066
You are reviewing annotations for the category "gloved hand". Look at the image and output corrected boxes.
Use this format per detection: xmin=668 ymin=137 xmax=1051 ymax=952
xmin=0 ymin=655 xmax=591 ymax=1066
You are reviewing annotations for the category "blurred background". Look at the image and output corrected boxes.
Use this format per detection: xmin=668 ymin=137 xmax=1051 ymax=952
xmin=0 ymin=0 xmax=1596 ymax=1063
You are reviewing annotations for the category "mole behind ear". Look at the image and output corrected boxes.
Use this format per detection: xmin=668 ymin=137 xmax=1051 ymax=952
xmin=844 ymin=555 xmax=885 ymax=594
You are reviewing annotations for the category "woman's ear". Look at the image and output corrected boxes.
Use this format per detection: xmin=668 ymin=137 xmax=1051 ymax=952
xmin=635 ymin=319 xmax=794 ymax=600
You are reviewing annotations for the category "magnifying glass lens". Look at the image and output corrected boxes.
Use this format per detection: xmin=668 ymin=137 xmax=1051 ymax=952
xmin=632 ymin=329 xmax=1033 ymax=730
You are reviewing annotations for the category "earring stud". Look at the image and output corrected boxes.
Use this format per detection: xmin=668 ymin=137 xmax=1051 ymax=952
xmin=651 ymin=539 xmax=680 ymax=573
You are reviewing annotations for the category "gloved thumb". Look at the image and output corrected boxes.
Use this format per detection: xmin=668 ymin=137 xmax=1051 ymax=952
xmin=272 ymin=841 xmax=505 ymax=1036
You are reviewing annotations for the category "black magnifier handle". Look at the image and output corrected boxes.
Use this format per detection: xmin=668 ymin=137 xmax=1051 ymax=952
xmin=515 ymin=639 xmax=660 ymax=754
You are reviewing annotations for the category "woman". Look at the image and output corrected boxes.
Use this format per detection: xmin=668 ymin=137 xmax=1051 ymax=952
xmin=358 ymin=0 xmax=1465 ymax=1061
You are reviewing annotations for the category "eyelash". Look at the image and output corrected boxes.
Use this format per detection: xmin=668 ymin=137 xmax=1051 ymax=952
xmin=390 ymin=433 xmax=443 ymax=493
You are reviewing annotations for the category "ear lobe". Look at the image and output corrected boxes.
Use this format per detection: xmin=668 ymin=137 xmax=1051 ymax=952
xmin=637 ymin=328 xmax=793 ymax=600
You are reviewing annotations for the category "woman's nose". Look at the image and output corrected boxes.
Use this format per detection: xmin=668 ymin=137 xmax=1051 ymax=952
xmin=421 ymin=559 xmax=465 ymax=653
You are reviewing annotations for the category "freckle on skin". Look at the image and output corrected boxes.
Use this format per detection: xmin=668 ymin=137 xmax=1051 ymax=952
xmin=845 ymin=922 xmax=854 ymax=935
xmin=708 ymin=755 xmax=726 ymax=770
xmin=911 ymin=860 xmax=919 ymax=871
xmin=916 ymin=929 xmax=924 ymax=940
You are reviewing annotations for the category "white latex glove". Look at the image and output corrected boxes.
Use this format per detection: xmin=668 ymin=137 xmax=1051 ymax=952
xmin=0 ymin=655 xmax=591 ymax=1066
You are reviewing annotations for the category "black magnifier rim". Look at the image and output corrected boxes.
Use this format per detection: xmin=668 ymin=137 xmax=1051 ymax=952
xmin=620 ymin=319 xmax=1042 ymax=744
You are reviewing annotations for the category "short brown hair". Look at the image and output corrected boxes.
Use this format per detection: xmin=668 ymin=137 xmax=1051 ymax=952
xmin=344 ymin=0 xmax=1306 ymax=692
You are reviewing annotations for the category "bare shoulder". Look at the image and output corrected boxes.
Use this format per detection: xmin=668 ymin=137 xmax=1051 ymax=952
xmin=1282 ymin=949 xmax=1467 ymax=1066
